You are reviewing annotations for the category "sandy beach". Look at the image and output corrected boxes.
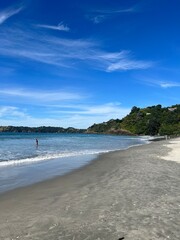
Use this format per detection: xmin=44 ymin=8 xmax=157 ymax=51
xmin=0 ymin=139 xmax=180 ymax=240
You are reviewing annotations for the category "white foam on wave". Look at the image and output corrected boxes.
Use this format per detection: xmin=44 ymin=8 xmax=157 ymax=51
xmin=0 ymin=137 xmax=148 ymax=168
xmin=0 ymin=149 xmax=110 ymax=168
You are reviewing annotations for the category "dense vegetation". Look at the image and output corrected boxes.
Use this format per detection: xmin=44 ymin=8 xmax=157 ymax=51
xmin=87 ymin=104 xmax=180 ymax=136
xmin=0 ymin=126 xmax=85 ymax=134
xmin=0 ymin=104 xmax=180 ymax=136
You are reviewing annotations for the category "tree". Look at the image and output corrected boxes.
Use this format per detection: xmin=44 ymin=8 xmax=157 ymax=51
xmin=130 ymin=106 xmax=140 ymax=114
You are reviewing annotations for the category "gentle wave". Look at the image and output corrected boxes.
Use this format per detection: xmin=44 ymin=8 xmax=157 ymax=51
xmin=0 ymin=140 xmax=149 ymax=168
xmin=0 ymin=149 xmax=110 ymax=167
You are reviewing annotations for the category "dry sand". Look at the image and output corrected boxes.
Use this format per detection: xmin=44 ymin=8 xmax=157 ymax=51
xmin=0 ymin=140 xmax=180 ymax=240
xmin=161 ymin=137 xmax=180 ymax=163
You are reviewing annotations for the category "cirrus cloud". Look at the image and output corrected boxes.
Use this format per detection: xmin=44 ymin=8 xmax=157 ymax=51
xmin=0 ymin=88 xmax=84 ymax=102
xmin=0 ymin=24 xmax=152 ymax=72
xmin=36 ymin=22 xmax=70 ymax=32
xmin=0 ymin=5 xmax=23 ymax=25
xmin=0 ymin=102 xmax=130 ymax=128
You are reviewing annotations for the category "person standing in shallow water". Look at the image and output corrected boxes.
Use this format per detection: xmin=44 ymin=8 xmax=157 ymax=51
xmin=36 ymin=138 xmax=38 ymax=147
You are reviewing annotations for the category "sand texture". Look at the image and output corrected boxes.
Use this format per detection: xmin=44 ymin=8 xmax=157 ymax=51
xmin=0 ymin=140 xmax=180 ymax=240
xmin=161 ymin=137 xmax=180 ymax=163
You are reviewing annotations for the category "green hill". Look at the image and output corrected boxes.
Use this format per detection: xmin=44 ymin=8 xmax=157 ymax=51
xmin=0 ymin=126 xmax=85 ymax=134
xmin=87 ymin=104 xmax=180 ymax=136
xmin=1 ymin=104 xmax=180 ymax=136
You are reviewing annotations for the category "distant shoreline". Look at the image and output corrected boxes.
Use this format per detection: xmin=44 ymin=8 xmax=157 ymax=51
xmin=0 ymin=126 xmax=86 ymax=134
xmin=0 ymin=127 xmax=174 ymax=139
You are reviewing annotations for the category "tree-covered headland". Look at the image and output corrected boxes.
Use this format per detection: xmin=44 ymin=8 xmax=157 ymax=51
xmin=87 ymin=104 xmax=180 ymax=136
xmin=0 ymin=104 xmax=180 ymax=136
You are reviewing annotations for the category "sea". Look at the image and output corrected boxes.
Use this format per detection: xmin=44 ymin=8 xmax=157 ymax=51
xmin=0 ymin=133 xmax=150 ymax=193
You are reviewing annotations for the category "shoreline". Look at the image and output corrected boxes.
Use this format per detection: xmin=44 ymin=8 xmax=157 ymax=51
xmin=0 ymin=142 xmax=147 ymax=196
xmin=0 ymin=139 xmax=180 ymax=239
xmin=0 ymin=139 xmax=148 ymax=194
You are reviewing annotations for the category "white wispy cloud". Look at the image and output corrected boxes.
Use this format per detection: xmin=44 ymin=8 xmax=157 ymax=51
xmin=107 ymin=59 xmax=152 ymax=72
xmin=36 ymin=22 xmax=70 ymax=32
xmin=0 ymin=88 xmax=84 ymax=102
xmin=0 ymin=5 xmax=23 ymax=25
xmin=94 ymin=8 xmax=135 ymax=15
xmin=51 ymin=102 xmax=129 ymax=116
xmin=140 ymin=78 xmax=180 ymax=89
xmin=0 ymin=26 xmax=152 ymax=72
xmin=88 ymin=15 xmax=105 ymax=24
xmin=0 ymin=106 xmax=28 ymax=118
xmin=46 ymin=102 xmax=131 ymax=128
xmin=87 ymin=7 xmax=135 ymax=24
xmin=0 ymin=103 xmax=130 ymax=128
xmin=0 ymin=88 xmax=129 ymax=121
xmin=95 ymin=51 xmax=152 ymax=71
xmin=159 ymin=82 xmax=180 ymax=88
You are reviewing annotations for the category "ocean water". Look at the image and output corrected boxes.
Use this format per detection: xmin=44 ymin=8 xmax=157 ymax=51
xmin=0 ymin=133 xmax=149 ymax=193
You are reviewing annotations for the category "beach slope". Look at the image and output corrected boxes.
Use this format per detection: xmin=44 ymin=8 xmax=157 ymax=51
xmin=0 ymin=139 xmax=180 ymax=240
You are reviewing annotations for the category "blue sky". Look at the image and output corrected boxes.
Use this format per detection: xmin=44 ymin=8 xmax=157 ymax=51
xmin=0 ymin=0 xmax=180 ymax=128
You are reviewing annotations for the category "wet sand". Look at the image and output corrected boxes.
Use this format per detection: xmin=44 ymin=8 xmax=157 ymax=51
xmin=0 ymin=139 xmax=180 ymax=240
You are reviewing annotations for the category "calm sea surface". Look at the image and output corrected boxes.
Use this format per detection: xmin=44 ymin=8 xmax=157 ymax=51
xmin=0 ymin=133 xmax=149 ymax=193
